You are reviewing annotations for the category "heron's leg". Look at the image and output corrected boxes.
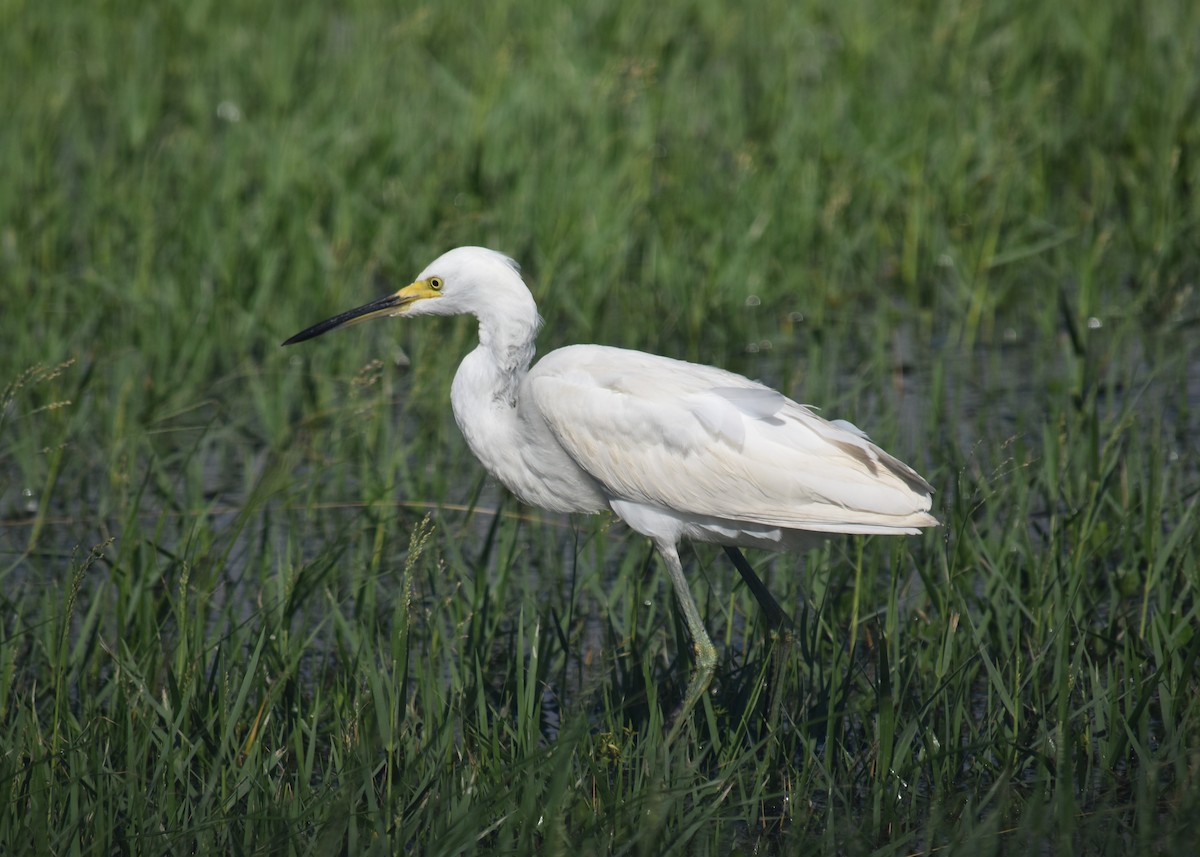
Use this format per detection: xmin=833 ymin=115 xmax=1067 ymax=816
xmin=722 ymin=546 xmax=794 ymax=632
xmin=723 ymin=546 xmax=796 ymax=732
xmin=658 ymin=541 xmax=717 ymax=739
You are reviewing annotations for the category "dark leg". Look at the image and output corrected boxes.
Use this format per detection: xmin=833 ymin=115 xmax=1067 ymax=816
xmin=723 ymin=546 xmax=796 ymax=732
xmin=722 ymin=545 xmax=794 ymax=631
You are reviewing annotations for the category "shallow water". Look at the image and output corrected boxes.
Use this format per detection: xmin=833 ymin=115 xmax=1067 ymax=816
xmin=3 ymin=315 xmax=1197 ymax=704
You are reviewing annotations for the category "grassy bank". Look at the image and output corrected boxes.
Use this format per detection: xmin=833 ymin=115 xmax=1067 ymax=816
xmin=2 ymin=0 xmax=1198 ymax=853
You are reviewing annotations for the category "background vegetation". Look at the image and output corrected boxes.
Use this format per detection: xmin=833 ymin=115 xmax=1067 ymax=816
xmin=2 ymin=0 xmax=1198 ymax=853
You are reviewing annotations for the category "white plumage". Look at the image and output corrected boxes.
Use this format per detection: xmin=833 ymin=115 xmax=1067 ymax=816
xmin=285 ymin=246 xmax=937 ymax=732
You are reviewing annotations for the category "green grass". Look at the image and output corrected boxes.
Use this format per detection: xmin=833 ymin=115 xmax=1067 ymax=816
xmin=3 ymin=0 xmax=1199 ymax=853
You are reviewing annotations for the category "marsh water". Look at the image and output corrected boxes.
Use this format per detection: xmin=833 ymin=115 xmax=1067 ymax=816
xmin=3 ymin=310 xmax=1197 ymax=714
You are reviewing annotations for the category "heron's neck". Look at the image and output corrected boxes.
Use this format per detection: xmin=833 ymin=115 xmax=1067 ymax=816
xmin=450 ymin=309 xmax=538 ymax=484
xmin=471 ymin=298 xmax=541 ymax=405
xmin=449 ymin=283 xmax=541 ymax=489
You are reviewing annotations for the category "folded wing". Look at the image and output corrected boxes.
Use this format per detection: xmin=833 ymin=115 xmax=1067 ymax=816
xmin=522 ymin=345 xmax=936 ymax=535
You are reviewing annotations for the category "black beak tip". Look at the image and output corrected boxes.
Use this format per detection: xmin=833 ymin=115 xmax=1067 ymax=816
xmin=281 ymin=314 xmax=351 ymax=346
xmin=281 ymin=293 xmax=405 ymax=348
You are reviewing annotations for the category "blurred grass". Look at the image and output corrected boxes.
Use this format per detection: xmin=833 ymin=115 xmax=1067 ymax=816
xmin=2 ymin=0 xmax=1199 ymax=853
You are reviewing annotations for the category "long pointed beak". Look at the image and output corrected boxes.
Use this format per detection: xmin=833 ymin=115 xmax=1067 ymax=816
xmin=282 ymin=281 xmax=431 ymax=345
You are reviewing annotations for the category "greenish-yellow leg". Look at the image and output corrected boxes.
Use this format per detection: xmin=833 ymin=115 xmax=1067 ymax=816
xmin=658 ymin=541 xmax=717 ymax=741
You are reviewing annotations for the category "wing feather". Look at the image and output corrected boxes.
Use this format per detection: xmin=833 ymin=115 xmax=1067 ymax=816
xmin=522 ymin=345 xmax=936 ymax=533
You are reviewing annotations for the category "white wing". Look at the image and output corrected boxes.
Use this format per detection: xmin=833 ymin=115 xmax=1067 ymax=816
xmin=522 ymin=344 xmax=936 ymax=534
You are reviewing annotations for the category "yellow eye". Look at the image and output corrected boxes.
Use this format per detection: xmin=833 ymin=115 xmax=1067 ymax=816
xmin=429 ymin=277 xmax=443 ymax=291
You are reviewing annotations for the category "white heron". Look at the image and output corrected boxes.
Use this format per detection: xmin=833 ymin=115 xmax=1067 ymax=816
xmin=284 ymin=246 xmax=937 ymax=730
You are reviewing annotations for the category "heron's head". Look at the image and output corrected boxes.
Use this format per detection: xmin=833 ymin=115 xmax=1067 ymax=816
xmin=282 ymin=246 xmax=528 ymax=345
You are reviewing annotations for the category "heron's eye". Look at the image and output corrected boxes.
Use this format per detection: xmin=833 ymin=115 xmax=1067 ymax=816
xmin=429 ymin=277 xmax=443 ymax=291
